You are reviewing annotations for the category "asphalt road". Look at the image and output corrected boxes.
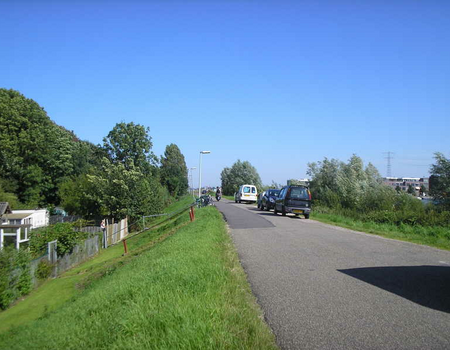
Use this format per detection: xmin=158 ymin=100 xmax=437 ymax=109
xmin=215 ymin=199 xmax=450 ymax=350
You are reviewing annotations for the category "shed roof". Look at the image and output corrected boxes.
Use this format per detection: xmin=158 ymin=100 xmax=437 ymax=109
xmin=3 ymin=213 xmax=32 ymax=220
xmin=0 ymin=202 xmax=12 ymax=216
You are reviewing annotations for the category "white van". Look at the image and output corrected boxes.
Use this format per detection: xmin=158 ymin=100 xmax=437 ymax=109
xmin=234 ymin=184 xmax=258 ymax=203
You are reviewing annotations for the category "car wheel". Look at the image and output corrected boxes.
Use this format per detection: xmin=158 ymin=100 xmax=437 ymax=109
xmin=238 ymin=200 xmax=241 ymax=203
xmin=304 ymin=214 xmax=310 ymax=219
xmin=282 ymin=206 xmax=286 ymax=216
xmin=266 ymin=203 xmax=271 ymax=211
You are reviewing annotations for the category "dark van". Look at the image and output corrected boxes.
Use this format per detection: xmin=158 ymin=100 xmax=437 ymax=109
xmin=274 ymin=185 xmax=311 ymax=219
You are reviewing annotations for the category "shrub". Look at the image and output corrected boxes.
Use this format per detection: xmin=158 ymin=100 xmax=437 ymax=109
xmin=35 ymin=260 xmax=52 ymax=280
xmin=29 ymin=222 xmax=90 ymax=258
xmin=0 ymin=247 xmax=32 ymax=310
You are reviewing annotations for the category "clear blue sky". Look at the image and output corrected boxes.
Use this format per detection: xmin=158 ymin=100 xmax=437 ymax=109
xmin=1 ymin=1 xmax=449 ymax=187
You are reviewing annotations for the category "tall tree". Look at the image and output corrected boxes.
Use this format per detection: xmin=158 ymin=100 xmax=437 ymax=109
xmin=102 ymin=122 xmax=156 ymax=173
xmin=220 ymin=160 xmax=262 ymax=195
xmin=86 ymin=158 xmax=164 ymax=220
xmin=160 ymin=144 xmax=188 ymax=197
xmin=307 ymin=155 xmax=393 ymax=210
xmin=0 ymin=89 xmax=91 ymax=206
xmin=429 ymin=152 xmax=450 ymax=209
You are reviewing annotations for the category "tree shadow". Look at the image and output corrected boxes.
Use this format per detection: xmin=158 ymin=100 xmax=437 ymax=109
xmin=338 ymin=266 xmax=450 ymax=313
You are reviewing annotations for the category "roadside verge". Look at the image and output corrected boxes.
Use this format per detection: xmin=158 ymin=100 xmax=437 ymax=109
xmin=0 ymin=206 xmax=278 ymax=349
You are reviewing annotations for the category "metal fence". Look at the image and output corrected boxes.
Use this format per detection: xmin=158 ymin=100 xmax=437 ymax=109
xmin=49 ymin=215 xmax=82 ymax=225
xmin=29 ymin=234 xmax=100 ymax=285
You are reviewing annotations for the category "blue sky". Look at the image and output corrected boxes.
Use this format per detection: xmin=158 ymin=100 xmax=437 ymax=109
xmin=1 ymin=1 xmax=449 ymax=187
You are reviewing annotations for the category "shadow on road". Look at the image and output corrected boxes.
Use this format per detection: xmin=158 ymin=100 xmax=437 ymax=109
xmin=339 ymin=265 xmax=450 ymax=313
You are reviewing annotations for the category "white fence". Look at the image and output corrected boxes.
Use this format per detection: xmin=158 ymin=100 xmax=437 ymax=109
xmin=104 ymin=217 xmax=128 ymax=247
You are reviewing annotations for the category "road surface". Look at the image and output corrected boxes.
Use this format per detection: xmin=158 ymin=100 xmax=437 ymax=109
xmin=215 ymin=199 xmax=450 ymax=350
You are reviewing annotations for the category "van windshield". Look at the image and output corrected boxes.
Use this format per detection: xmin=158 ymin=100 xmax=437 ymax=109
xmin=289 ymin=187 xmax=309 ymax=200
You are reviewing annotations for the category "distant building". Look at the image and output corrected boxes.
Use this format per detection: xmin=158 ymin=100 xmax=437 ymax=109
xmin=1 ymin=209 xmax=49 ymax=229
xmin=1 ymin=208 xmax=49 ymax=250
xmin=383 ymin=177 xmax=429 ymax=193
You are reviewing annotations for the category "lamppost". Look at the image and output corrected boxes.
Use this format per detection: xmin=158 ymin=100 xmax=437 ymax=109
xmin=198 ymin=151 xmax=211 ymax=198
xmin=189 ymin=167 xmax=196 ymax=198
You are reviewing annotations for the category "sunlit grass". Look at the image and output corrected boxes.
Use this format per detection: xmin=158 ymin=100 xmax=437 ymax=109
xmin=311 ymin=212 xmax=450 ymax=251
xmin=0 ymin=206 xmax=277 ymax=349
xmin=0 ymin=197 xmax=194 ymax=334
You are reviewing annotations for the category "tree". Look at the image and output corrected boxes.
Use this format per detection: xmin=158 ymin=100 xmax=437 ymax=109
xmin=160 ymin=144 xmax=188 ymax=197
xmin=429 ymin=152 xmax=450 ymax=209
xmin=407 ymin=184 xmax=416 ymax=196
xmin=0 ymin=89 xmax=97 ymax=206
xmin=0 ymin=179 xmax=20 ymax=209
xmin=419 ymin=184 xmax=427 ymax=196
xmin=102 ymin=122 xmax=156 ymax=173
xmin=220 ymin=160 xmax=262 ymax=195
xmin=307 ymin=155 xmax=393 ymax=210
xmin=58 ymin=174 xmax=101 ymax=218
xmin=86 ymin=158 xmax=164 ymax=220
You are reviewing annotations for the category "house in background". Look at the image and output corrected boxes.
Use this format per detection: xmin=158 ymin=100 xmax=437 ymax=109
xmin=0 ymin=204 xmax=49 ymax=250
xmin=2 ymin=209 xmax=49 ymax=229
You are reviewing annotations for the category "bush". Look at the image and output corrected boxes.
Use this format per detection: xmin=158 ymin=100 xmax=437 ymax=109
xmin=0 ymin=247 xmax=31 ymax=310
xmin=29 ymin=222 xmax=90 ymax=258
xmin=35 ymin=260 xmax=52 ymax=280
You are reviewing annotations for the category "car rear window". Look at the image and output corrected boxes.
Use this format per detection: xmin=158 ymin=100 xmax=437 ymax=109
xmin=244 ymin=186 xmax=251 ymax=193
xmin=252 ymin=187 xmax=256 ymax=193
xmin=289 ymin=187 xmax=309 ymax=200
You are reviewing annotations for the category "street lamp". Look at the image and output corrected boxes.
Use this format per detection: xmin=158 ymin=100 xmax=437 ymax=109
xmin=189 ymin=167 xmax=196 ymax=198
xmin=198 ymin=151 xmax=211 ymax=198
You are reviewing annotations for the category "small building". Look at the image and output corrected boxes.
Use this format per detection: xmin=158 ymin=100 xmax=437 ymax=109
xmin=1 ymin=209 xmax=49 ymax=229
xmin=0 ymin=207 xmax=49 ymax=250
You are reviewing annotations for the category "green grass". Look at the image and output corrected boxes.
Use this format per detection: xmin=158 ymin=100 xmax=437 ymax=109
xmin=311 ymin=211 xmax=450 ymax=251
xmin=223 ymin=195 xmax=234 ymax=201
xmin=0 ymin=207 xmax=277 ymax=349
xmin=0 ymin=197 xmax=194 ymax=334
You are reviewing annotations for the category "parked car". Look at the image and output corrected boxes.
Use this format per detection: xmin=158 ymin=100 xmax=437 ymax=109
xmin=258 ymin=189 xmax=280 ymax=211
xmin=235 ymin=184 xmax=258 ymax=203
xmin=274 ymin=185 xmax=311 ymax=219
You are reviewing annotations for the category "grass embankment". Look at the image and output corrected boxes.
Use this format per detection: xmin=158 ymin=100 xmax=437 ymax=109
xmin=0 ymin=206 xmax=277 ymax=349
xmin=0 ymin=196 xmax=194 ymax=333
xmin=311 ymin=211 xmax=450 ymax=251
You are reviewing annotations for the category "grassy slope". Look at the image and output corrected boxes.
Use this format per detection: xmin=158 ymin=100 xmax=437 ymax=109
xmin=311 ymin=212 xmax=450 ymax=251
xmin=0 ymin=207 xmax=277 ymax=349
xmin=0 ymin=197 xmax=194 ymax=334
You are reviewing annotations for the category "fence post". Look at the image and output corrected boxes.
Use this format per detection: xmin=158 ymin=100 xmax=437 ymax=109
xmin=123 ymin=239 xmax=128 ymax=255
xmin=190 ymin=206 xmax=195 ymax=221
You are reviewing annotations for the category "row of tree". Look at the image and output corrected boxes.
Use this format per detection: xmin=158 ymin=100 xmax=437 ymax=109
xmin=0 ymin=89 xmax=189 ymax=220
xmin=220 ymin=153 xmax=450 ymax=213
